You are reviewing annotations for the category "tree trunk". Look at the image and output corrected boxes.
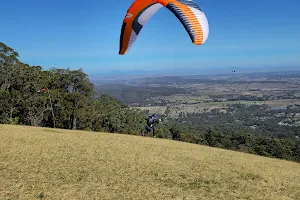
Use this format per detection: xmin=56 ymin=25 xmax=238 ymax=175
xmin=72 ymin=115 xmax=77 ymax=130
xmin=69 ymin=114 xmax=77 ymax=130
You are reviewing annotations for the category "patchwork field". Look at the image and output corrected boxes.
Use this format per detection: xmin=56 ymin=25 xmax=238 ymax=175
xmin=1 ymin=125 xmax=300 ymax=199
xmin=137 ymin=99 xmax=300 ymax=117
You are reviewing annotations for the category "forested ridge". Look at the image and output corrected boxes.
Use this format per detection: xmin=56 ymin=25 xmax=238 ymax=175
xmin=1 ymin=42 xmax=300 ymax=163
xmin=0 ymin=42 xmax=145 ymax=134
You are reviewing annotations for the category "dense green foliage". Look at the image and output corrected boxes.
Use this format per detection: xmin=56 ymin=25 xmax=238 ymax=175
xmin=154 ymin=123 xmax=300 ymax=162
xmin=179 ymin=104 xmax=300 ymax=139
xmin=1 ymin=42 xmax=299 ymax=163
xmin=0 ymin=42 xmax=145 ymax=134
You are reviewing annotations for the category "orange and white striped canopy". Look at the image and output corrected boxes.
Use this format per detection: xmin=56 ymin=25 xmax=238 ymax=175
xmin=119 ymin=0 xmax=209 ymax=55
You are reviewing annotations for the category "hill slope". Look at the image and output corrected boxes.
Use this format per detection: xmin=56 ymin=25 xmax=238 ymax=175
xmin=1 ymin=125 xmax=299 ymax=200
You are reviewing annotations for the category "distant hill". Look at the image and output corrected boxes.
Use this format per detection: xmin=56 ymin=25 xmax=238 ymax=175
xmin=127 ymin=76 xmax=230 ymax=85
xmin=94 ymin=83 xmax=151 ymax=104
xmin=94 ymin=82 xmax=187 ymax=105
xmin=89 ymin=66 xmax=300 ymax=83
xmin=1 ymin=124 xmax=299 ymax=200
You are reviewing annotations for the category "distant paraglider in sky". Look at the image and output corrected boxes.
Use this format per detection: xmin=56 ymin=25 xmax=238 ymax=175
xmin=119 ymin=0 xmax=210 ymax=55
xmin=232 ymin=70 xmax=236 ymax=77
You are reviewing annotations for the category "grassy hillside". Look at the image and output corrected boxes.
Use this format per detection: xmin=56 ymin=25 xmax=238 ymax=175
xmin=1 ymin=125 xmax=300 ymax=200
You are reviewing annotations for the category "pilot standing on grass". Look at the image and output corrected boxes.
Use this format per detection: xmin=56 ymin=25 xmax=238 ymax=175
xmin=143 ymin=113 xmax=161 ymax=137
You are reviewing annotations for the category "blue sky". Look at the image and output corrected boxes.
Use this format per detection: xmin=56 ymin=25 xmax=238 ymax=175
xmin=1 ymin=0 xmax=300 ymax=75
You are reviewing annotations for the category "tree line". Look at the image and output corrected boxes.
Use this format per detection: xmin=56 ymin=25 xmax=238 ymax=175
xmin=152 ymin=123 xmax=300 ymax=163
xmin=0 ymin=42 xmax=145 ymax=134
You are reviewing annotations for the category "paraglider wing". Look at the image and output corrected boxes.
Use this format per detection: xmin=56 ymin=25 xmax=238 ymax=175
xmin=119 ymin=0 xmax=209 ymax=55
xmin=119 ymin=0 xmax=164 ymax=55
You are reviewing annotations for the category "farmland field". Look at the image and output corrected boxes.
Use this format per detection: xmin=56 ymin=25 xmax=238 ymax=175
xmin=137 ymin=99 xmax=300 ymax=117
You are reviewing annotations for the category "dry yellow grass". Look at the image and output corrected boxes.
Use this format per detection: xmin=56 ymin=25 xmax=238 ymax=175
xmin=1 ymin=124 xmax=300 ymax=200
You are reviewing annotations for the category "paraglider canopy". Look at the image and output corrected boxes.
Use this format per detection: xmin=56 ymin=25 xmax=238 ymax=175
xmin=119 ymin=0 xmax=209 ymax=55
